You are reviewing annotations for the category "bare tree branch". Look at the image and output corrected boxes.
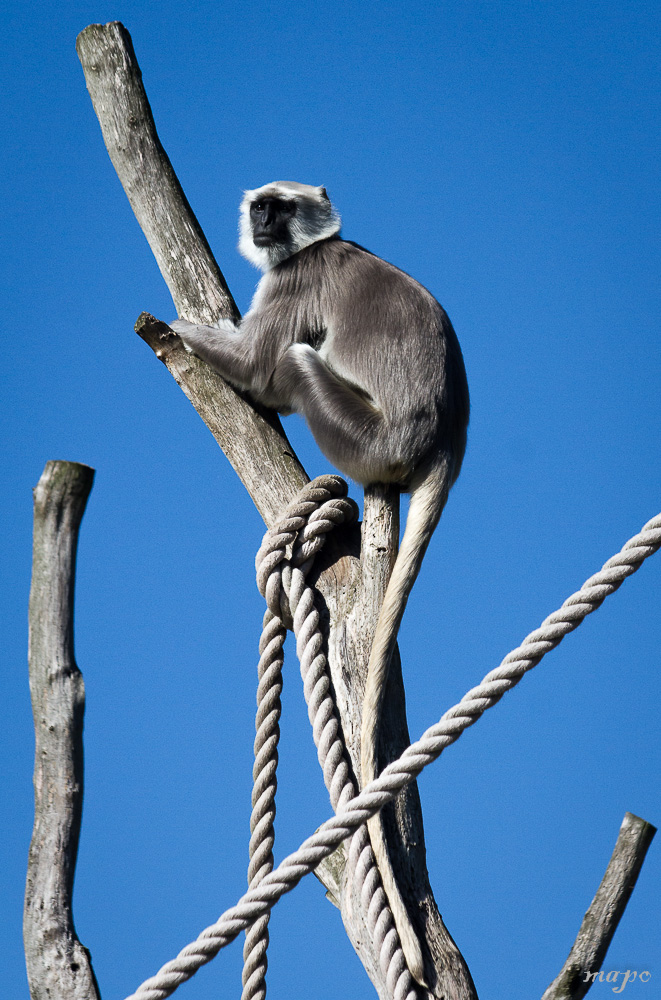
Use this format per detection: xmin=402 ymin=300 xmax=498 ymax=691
xmin=76 ymin=21 xmax=476 ymax=999
xmin=24 ymin=461 xmax=100 ymax=1000
xmin=542 ymin=812 xmax=657 ymax=1000
xmin=76 ymin=24 xmax=237 ymax=327
xmin=76 ymin=17 xmax=307 ymax=526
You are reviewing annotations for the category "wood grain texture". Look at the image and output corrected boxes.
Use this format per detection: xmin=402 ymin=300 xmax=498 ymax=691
xmin=77 ymin=23 xmax=476 ymax=999
xmin=541 ymin=812 xmax=656 ymax=1000
xmin=24 ymin=461 xmax=100 ymax=1000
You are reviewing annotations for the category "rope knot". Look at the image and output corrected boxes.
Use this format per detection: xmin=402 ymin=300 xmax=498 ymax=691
xmin=255 ymin=476 xmax=358 ymax=625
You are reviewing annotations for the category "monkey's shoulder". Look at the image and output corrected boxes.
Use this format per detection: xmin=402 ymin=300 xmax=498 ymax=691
xmin=298 ymin=236 xmax=413 ymax=275
xmin=285 ymin=237 xmax=441 ymax=305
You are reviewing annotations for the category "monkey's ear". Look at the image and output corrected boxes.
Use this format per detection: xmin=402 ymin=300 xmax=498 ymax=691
xmin=318 ymin=186 xmax=329 ymax=200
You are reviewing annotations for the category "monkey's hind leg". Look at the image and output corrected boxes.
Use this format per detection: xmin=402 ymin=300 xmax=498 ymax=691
xmin=273 ymin=343 xmax=399 ymax=485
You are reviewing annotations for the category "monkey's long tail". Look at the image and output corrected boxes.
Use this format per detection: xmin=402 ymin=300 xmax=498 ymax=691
xmin=361 ymin=458 xmax=452 ymax=989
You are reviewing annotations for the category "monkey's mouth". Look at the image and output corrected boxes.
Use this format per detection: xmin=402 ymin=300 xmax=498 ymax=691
xmin=253 ymin=235 xmax=275 ymax=247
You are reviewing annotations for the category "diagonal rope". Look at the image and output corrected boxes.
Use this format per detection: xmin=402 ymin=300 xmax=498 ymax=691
xmin=124 ymin=511 xmax=661 ymax=1000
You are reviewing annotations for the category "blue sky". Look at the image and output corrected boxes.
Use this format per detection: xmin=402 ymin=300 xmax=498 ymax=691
xmin=1 ymin=2 xmax=659 ymax=998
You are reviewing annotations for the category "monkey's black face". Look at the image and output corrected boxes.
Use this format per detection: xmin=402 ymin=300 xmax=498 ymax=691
xmin=250 ymin=197 xmax=297 ymax=247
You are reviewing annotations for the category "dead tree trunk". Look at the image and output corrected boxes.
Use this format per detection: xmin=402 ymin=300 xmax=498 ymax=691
xmin=542 ymin=813 xmax=656 ymax=1000
xmin=25 ymin=461 xmax=100 ymax=1000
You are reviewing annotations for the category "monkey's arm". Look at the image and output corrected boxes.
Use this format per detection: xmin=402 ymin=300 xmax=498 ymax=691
xmin=170 ymin=318 xmax=257 ymax=391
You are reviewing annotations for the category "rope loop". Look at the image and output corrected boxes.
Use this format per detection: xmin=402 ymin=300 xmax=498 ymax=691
xmin=255 ymin=476 xmax=357 ymax=626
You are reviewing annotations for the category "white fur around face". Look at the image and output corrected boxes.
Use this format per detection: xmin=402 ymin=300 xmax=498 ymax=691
xmin=238 ymin=181 xmax=342 ymax=271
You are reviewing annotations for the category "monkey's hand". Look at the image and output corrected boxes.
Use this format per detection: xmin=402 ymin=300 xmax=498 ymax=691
xmin=169 ymin=319 xmax=199 ymax=338
xmin=169 ymin=318 xmax=238 ymax=355
xmin=169 ymin=319 xmax=207 ymax=354
xmin=165 ymin=318 xmax=256 ymax=391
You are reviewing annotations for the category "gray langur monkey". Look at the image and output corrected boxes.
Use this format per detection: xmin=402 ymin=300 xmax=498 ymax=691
xmin=170 ymin=181 xmax=469 ymax=985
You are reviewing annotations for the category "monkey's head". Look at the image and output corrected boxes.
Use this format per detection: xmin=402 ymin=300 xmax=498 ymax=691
xmin=239 ymin=181 xmax=341 ymax=271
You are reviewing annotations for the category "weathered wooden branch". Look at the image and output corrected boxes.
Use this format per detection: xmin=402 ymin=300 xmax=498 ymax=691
xmin=542 ymin=812 xmax=657 ymax=1000
xmin=76 ymin=21 xmax=476 ymax=999
xmin=75 ymin=19 xmax=305 ymax=525
xmin=24 ymin=461 xmax=100 ymax=1000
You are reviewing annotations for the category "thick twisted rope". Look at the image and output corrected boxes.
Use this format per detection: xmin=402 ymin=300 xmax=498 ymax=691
xmin=124 ymin=510 xmax=661 ymax=1000
xmin=242 ymin=476 xmax=358 ymax=1000
xmin=243 ymin=476 xmax=417 ymax=1000
xmin=252 ymin=476 xmax=419 ymax=1000
xmin=241 ymin=610 xmax=285 ymax=1000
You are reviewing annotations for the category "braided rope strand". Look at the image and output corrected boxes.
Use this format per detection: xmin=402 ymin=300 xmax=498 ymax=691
xmin=242 ymin=477 xmax=390 ymax=1000
xmin=241 ymin=610 xmax=286 ymax=1000
xmin=242 ymin=478 xmax=350 ymax=1000
xmin=255 ymin=476 xmax=417 ymax=998
xmin=283 ymin=526 xmax=419 ymax=998
xmin=124 ymin=511 xmax=661 ymax=1000
xmin=242 ymin=479 xmax=356 ymax=1000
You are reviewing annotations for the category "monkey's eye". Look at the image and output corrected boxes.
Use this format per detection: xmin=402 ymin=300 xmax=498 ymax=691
xmin=253 ymin=200 xmax=266 ymax=212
